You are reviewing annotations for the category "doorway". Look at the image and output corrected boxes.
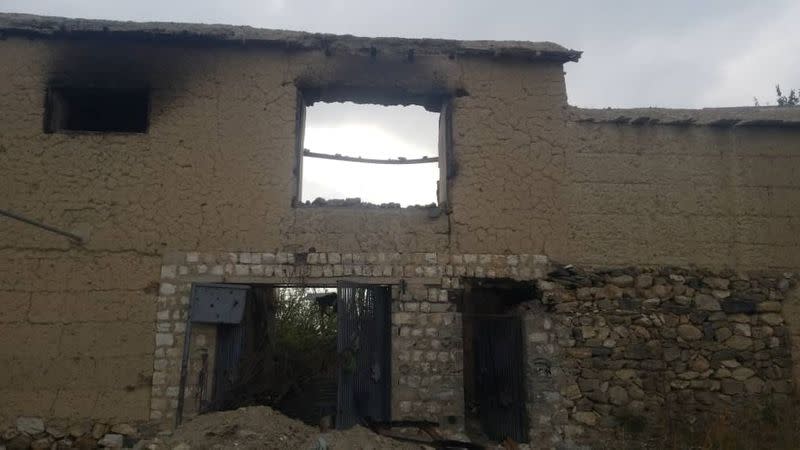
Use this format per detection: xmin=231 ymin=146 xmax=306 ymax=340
xmin=461 ymin=279 xmax=531 ymax=444
xmin=178 ymin=282 xmax=392 ymax=429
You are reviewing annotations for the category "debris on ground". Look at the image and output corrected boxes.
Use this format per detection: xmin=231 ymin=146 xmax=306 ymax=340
xmin=156 ymin=406 xmax=433 ymax=450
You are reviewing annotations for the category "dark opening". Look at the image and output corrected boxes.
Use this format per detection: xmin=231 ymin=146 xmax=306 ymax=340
xmin=460 ymin=279 xmax=533 ymax=444
xmin=45 ymin=87 xmax=149 ymax=133
xmin=204 ymin=286 xmax=339 ymax=426
xmin=184 ymin=283 xmax=391 ymax=430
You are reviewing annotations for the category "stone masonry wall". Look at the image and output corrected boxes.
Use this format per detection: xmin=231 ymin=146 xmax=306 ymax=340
xmin=522 ymin=265 xmax=796 ymax=447
xmin=152 ymin=250 xmax=549 ymax=428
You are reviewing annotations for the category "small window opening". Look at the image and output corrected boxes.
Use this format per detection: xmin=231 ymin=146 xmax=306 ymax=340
xmin=298 ymin=101 xmax=447 ymax=208
xmin=45 ymin=87 xmax=149 ymax=133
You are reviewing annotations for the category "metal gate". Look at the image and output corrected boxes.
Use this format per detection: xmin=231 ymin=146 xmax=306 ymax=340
xmin=336 ymin=282 xmax=391 ymax=429
xmin=212 ymin=323 xmax=246 ymax=410
xmin=473 ymin=315 xmax=527 ymax=442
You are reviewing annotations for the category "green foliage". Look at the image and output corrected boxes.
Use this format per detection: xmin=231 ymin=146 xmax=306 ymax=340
xmin=753 ymin=84 xmax=798 ymax=107
xmin=274 ymin=288 xmax=337 ymax=349
xmin=775 ymin=84 xmax=800 ymax=106
xmin=273 ymin=288 xmax=338 ymax=378
xmin=775 ymin=85 xmax=799 ymax=106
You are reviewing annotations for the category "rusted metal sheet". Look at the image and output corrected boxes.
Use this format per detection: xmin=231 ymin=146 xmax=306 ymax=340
xmin=177 ymin=283 xmax=249 ymax=426
xmin=191 ymin=284 xmax=248 ymax=324
xmin=473 ymin=316 xmax=527 ymax=443
xmin=336 ymin=282 xmax=391 ymax=429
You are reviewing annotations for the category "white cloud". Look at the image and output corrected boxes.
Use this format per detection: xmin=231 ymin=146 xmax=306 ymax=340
xmin=2 ymin=1 xmax=797 ymax=108
xmin=302 ymin=103 xmax=439 ymax=205
xmin=700 ymin=2 xmax=800 ymax=107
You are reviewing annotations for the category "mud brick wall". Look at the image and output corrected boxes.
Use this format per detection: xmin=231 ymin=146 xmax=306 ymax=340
xmin=522 ymin=267 xmax=796 ymax=447
xmin=0 ymin=250 xmax=158 ymax=425
xmin=0 ymin=33 xmax=562 ymax=427
xmin=564 ymin=122 xmax=800 ymax=269
xmin=2 ymin=14 xmax=800 ymax=443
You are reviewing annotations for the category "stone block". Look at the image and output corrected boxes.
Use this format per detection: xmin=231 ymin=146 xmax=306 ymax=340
xmin=725 ymin=335 xmax=752 ymax=351
xmin=573 ymin=411 xmax=598 ymax=426
xmin=608 ymin=386 xmax=629 ymax=405
xmin=98 ymin=433 xmax=123 ymax=448
xmin=731 ymin=367 xmax=755 ymax=381
xmin=703 ymin=277 xmax=730 ymax=290
xmin=16 ymin=417 xmax=44 ymax=435
xmin=677 ymin=324 xmax=703 ymax=341
xmin=759 ymin=313 xmax=783 ymax=326
xmin=720 ymin=379 xmax=744 ymax=395
xmin=694 ymin=294 xmax=721 ymax=311
xmin=757 ymin=301 xmax=781 ymax=312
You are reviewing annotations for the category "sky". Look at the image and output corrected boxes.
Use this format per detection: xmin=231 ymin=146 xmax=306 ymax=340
xmin=4 ymin=0 xmax=798 ymax=108
xmin=3 ymin=0 xmax=798 ymax=204
xmin=303 ymin=103 xmax=440 ymax=205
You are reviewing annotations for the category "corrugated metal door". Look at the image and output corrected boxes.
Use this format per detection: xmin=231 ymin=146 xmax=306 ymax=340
xmin=474 ymin=316 xmax=527 ymax=442
xmin=212 ymin=323 xmax=246 ymax=410
xmin=336 ymin=282 xmax=391 ymax=429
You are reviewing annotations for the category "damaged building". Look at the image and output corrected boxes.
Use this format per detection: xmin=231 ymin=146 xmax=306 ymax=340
xmin=1 ymin=12 xmax=800 ymax=449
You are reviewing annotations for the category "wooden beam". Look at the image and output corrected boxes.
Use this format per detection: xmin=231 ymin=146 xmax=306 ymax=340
xmin=303 ymin=149 xmax=438 ymax=165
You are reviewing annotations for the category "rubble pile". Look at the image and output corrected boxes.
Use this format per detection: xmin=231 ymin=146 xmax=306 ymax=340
xmin=160 ymin=406 xmax=428 ymax=450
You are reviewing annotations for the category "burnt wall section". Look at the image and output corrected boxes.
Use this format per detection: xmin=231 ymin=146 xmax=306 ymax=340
xmin=528 ymin=266 xmax=796 ymax=447
xmin=6 ymin=36 xmax=799 ymax=271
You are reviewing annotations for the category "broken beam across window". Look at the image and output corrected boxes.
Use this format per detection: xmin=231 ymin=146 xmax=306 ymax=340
xmin=303 ymin=149 xmax=438 ymax=165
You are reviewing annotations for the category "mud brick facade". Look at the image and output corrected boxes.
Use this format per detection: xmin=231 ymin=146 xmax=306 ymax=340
xmin=2 ymin=12 xmax=800 ymax=449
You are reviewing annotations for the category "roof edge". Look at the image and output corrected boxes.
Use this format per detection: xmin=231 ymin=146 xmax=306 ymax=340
xmin=0 ymin=12 xmax=582 ymax=63
xmin=571 ymin=106 xmax=800 ymax=129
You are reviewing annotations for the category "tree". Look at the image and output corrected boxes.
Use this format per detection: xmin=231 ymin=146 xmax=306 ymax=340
xmin=754 ymin=85 xmax=798 ymax=106
xmin=775 ymin=85 xmax=799 ymax=106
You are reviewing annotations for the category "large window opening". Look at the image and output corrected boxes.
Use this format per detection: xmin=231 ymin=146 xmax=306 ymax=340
xmin=297 ymin=99 xmax=449 ymax=208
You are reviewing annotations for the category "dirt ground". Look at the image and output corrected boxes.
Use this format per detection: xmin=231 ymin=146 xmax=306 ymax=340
xmin=154 ymin=406 xmax=435 ymax=450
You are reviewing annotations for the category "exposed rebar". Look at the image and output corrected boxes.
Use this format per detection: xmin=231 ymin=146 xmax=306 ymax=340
xmin=0 ymin=208 xmax=84 ymax=244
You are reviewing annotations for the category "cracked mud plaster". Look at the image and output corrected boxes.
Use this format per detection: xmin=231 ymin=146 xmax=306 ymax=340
xmin=0 ymin=249 xmax=157 ymax=424
xmin=2 ymin=27 xmax=800 ymax=429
